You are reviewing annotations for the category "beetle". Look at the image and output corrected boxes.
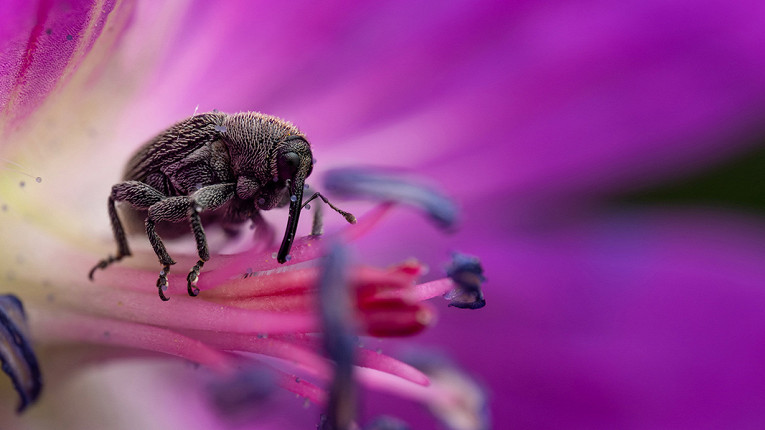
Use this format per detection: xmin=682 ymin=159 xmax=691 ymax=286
xmin=89 ymin=111 xmax=355 ymax=301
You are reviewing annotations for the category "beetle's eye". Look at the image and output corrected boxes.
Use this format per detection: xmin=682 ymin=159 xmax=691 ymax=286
xmin=278 ymin=152 xmax=301 ymax=181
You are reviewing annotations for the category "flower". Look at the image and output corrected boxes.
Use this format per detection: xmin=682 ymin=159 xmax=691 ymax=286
xmin=4 ymin=0 xmax=765 ymax=429
xmin=0 ymin=3 xmax=491 ymax=430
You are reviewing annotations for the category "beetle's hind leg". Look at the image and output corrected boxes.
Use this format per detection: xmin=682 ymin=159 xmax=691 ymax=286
xmin=90 ymin=182 xmax=167 ymax=285
xmin=89 ymin=196 xmax=131 ymax=280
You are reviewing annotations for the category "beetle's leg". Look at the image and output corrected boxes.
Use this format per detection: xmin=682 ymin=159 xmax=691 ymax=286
xmin=301 ymin=192 xmax=357 ymax=225
xmin=90 ymin=181 xmax=165 ymax=282
xmin=248 ymin=211 xmax=276 ymax=247
xmin=188 ymin=183 xmax=236 ymax=295
xmin=88 ymin=197 xmax=129 ymax=279
xmin=145 ymin=218 xmax=173 ymax=301
xmin=148 ymin=183 xmax=235 ymax=297
xmin=186 ymin=209 xmax=207 ymax=297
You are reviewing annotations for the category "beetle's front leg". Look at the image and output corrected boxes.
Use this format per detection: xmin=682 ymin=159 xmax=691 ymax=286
xmin=188 ymin=183 xmax=236 ymax=295
xmin=145 ymin=217 xmax=174 ymax=301
xmin=148 ymin=183 xmax=235 ymax=297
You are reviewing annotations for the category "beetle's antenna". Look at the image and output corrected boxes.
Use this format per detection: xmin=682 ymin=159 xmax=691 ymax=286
xmin=277 ymin=176 xmax=305 ymax=263
xmin=302 ymin=192 xmax=356 ymax=224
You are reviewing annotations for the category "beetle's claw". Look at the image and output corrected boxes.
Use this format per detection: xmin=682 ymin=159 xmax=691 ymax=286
xmin=88 ymin=261 xmax=105 ymax=280
xmin=89 ymin=254 xmax=125 ymax=280
xmin=157 ymin=265 xmax=171 ymax=301
xmin=186 ymin=260 xmax=204 ymax=297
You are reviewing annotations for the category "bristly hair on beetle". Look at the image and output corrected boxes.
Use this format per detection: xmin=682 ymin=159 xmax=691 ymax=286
xmin=89 ymin=111 xmax=356 ymax=301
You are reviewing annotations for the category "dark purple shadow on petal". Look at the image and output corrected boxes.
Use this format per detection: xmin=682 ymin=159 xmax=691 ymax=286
xmin=323 ymin=167 xmax=458 ymax=230
xmin=444 ymin=252 xmax=487 ymax=309
xmin=318 ymin=242 xmax=356 ymax=430
xmin=207 ymin=367 xmax=276 ymax=421
xmin=363 ymin=415 xmax=411 ymax=430
xmin=0 ymin=294 xmax=42 ymax=413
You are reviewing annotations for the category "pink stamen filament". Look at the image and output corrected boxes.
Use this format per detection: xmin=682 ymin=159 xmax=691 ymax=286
xmin=231 ymin=333 xmax=430 ymax=387
xmin=30 ymin=310 xmax=236 ymax=373
xmin=400 ymin=278 xmax=456 ymax=302
xmin=49 ymin=287 xmax=319 ymax=334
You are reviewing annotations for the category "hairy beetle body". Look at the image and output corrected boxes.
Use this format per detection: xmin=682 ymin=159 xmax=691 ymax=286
xmin=90 ymin=111 xmax=353 ymax=301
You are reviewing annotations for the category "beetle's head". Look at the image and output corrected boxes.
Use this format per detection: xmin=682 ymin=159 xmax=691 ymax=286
xmin=222 ymin=112 xmax=313 ymax=264
xmin=273 ymin=135 xmax=313 ymax=263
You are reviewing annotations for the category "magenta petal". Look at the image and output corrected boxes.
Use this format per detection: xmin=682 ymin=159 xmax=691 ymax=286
xmin=121 ymin=0 xmax=765 ymax=203
xmin=415 ymin=210 xmax=765 ymax=428
xmin=0 ymin=0 xmax=121 ymax=128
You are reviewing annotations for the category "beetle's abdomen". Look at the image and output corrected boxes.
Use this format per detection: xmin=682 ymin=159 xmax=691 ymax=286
xmin=123 ymin=112 xmax=227 ymax=182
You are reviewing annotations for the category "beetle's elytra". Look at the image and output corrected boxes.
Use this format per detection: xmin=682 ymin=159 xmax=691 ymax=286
xmin=89 ymin=111 xmax=355 ymax=301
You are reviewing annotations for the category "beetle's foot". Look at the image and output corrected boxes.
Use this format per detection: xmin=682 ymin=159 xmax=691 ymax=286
xmin=157 ymin=265 xmax=171 ymax=301
xmin=88 ymin=253 xmax=128 ymax=280
xmin=187 ymin=260 xmax=204 ymax=297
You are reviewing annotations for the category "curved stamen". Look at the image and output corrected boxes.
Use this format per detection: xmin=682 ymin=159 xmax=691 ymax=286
xmin=0 ymin=295 xmax=42 ymax=413
xmin=319 ymin=243 xmax=357 ymax=429
xmin=324 ymin=168 xmax=458 ymax=230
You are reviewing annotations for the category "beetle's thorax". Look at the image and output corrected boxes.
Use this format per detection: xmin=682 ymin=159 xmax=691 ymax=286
xmin=221 ymin=112 xmax=304 ymax=180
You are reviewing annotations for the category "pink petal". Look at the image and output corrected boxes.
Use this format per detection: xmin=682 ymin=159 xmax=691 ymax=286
xmin=0 ymin=0 xmax=126 ymax=129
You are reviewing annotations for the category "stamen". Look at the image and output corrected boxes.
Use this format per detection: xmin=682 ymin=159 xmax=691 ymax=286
xmin=323 ymin=168 xmax=458 ymax=230
xmin=0 ymin=295 xmax=42 ymax=413
xmin=258 ymin=334 xmax=430 ymax=387
xmin=360 ymin=299 xmax=434 ymax=337
xmin=407 ymin=278 xmax=455 ymax=302
xmin=33 ymin=310 xmax=234 ymax=372
xmin=319 ymin=243 xmax=357 ymax=430
xmin=51 ymin=288 xmax=318 ymax=334
xmin=185 ymin=331 xmax=331 ymax=377
xmin=355 ymin=348 xmax=429 ymax=387
xmin=444 ymin=253 xmax=486 ymax=309
xmin=207 ymin=264 xmax=414 ymax=301
xmin=405 ymin=355 xmax=490 ymax=430
xmin=271 ymin=366 xmax=326 ymax=405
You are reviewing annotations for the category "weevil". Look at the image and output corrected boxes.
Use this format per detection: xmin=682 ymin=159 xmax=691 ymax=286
xmin=89 ymin=111 xmax=356 ymax=301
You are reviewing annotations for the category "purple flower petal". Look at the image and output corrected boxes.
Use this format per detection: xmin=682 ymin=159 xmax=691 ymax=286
xmin=0 ymin=0 xmax=122 ymax=129
xmin=116 ymin=0 xmax=765 ymax=204
xmin=416 ymin=210 xmax=765 ymax=428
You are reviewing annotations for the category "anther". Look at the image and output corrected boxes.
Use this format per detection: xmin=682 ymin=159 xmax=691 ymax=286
xmin=444 ymin=253 xmax=486 ymax=309
xmin=323 ymin=168 xmax=457 ymax=229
